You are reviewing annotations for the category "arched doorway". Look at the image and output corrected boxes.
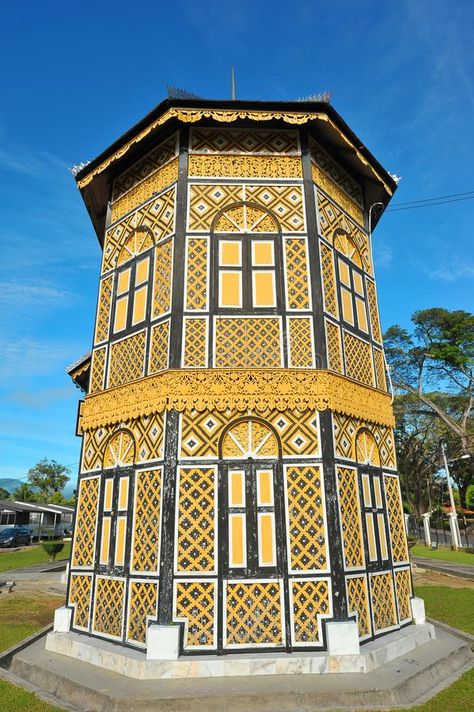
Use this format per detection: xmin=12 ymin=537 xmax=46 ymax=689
xmin=218 ymin=417 xmax=289 ymax=651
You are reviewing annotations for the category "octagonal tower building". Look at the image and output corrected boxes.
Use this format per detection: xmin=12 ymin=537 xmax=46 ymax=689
xmin=64 ymin=97 xmax=412 ymax=657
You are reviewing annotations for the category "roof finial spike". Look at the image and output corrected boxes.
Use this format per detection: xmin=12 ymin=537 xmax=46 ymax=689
xmin=231 ymin=66 xmax=237 ymax=100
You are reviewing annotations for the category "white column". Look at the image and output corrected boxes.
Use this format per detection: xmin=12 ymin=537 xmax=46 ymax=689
xmin=448 ymin=512 xmax=463 ymax=549
xmin=422 ymin=513 xmax=432 ymax=548
xmin=404 ymin=513 xmax=409 ymax=534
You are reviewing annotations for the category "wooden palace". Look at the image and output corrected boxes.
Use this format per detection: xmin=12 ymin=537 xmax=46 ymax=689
xmin=64 ymin=96 xmax=412 ymax=657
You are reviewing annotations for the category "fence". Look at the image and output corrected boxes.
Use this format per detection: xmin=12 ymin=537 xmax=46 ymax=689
xmin=407 ymin=512 xmax=474 ymax=549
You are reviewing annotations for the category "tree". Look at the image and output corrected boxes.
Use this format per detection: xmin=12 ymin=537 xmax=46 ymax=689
xmin=11 ymin=482 xmax=37 ymax=502
xmin=0 ymin=487 xmax=10 ymax=499
xmin=385 ymin=308 xmax=474 ymax=507
xmin=27 ymin=459 xmax=70 ymax=503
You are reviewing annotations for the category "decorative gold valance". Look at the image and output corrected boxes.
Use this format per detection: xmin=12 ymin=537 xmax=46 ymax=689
xmin=76 ymin=108 xmax=393 ymax=196
xmin=80 ymin=369 xmax=395 ymax=431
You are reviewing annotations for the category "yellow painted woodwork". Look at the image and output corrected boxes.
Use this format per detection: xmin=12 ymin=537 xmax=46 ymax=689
xmin=338 ymin=259 xmax=351 ymax=286
xmin=114 ymin=296 xmax=128 ymax=332
xmin=220 ymin=241 xmax=242 ymax=266
xmin=118 ymin=477 xmax=129 ymax=510
xmin=259 ymin=513 xmax=275 ymax=566
xmin=356 ymin=297 xmax=369 ymax=332
xmin=229 ymin=470 xmax=245 ymax=506
xmin=378 ymin=513 xmax=388 ymax=559
xmin=230 ymin=514 xmax=245 ymax=567
xmin=252 ymin=241 xmax=274 ymax=266
xmin=356 ymin=430 xmax=381 ymax=466
xmin=353 ymin=271 xmax=364 ymax=295
xmin=253 ymin=271 xmax=276 ymax=307
xmin=219 ymin=271 xmax=242 ymax=308
xmin=99 ymin=517 xmax=111 ymax=565
xmin=115 ymin=516 xmax=127 ymax=566
xmin=117 ymin=269 xmax=130 ymax=295
xmin=362 ymin=474 xmax=371 ymax=507
xmin=135 ymin=257 xmax=149 ymax=285
xmin=104 ymin=478 xmax=113 ymax=511
xmin=366 ymin=513 xmax=377 ymax=561
xmin=374 ymin=477 xmax=383 ymax=508
xmin=132 ymin=285 xmax=147 ymax=324
xmin=257 ymin=470 xmax=273 ymax=506
xmin=341 ymin=287 xmax=354 ymax=324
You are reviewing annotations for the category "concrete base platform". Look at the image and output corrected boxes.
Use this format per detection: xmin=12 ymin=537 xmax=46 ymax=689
xmin=45 ymin=624 xmax=435 ymax=678
xmin=1 ymin=625 xmax=472 ymax=711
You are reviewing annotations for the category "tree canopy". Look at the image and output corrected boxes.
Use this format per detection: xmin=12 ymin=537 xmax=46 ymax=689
xmin=385 ymin=308 xmax=474 ymax=509
xmin=27 ymin=459 xmax=70 ymax=503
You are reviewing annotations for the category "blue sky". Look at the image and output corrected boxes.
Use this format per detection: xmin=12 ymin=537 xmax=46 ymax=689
xmin=0 ymin=0 xmax=473 ymax=491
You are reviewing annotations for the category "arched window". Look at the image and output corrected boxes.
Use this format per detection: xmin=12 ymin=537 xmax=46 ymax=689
xmin=334 ymin=230 xmax=369 ymax=334
xmin=103 ymin=429 xmax=136 ymax=469
xmin=211 ymin=202 xmax=283 ymax=314
xmin=355 ymin=428 xmax=380 ymax=467
xmin=220 ymin=417 xmax=280 ymax=459
xmin=112 ymin=228 xmax=154 ymax=336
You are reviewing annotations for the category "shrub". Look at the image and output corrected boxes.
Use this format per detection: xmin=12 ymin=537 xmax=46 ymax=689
xmin=41 ymin=540 xmax=64 ymax=562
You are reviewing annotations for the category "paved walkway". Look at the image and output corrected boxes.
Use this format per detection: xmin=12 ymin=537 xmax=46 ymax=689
xmin=413 ymin=556 xmax=474 ymax=581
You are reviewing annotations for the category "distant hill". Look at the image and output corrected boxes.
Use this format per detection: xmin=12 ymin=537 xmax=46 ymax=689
xmin=0 ymin=478 xmax=22 ymax=494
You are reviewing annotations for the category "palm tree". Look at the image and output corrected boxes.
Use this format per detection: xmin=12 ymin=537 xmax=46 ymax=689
xmin=11 ymin=482 xmax=36 ymax=502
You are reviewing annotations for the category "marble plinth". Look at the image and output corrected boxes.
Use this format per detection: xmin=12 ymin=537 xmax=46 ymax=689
xmin=45 ymin=623 xmax=435 ymax=680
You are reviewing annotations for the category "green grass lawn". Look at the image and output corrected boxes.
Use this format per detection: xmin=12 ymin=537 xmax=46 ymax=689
xmin=411 ymin=544 xmax=474 ymax=565
xmin=416 ymin=585 xmax=474 ymax=635
xmin=0 ymin=541 xmax=70 ymax=573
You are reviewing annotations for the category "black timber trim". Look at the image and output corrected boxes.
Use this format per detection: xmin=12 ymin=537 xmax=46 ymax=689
xmin=300 ymin=129 xmax=327 ymax=369
xmin=157 ymin=410 xmax=180 ymax=625
xmin=168 ymin=127 xmax=189 ymax=369
xmin=319 ymin=409 xmax=348 ymax=621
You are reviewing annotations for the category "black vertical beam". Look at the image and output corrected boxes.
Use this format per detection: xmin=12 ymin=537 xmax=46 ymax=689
xmin=168 ymin=125 xmax=189 ymax=369
xmin=300 ymin=128 xmax=327 ymax=369
xmin=320 ymin=409 xmax=349 ymax=621
xmin=156 ymin=410 xmax=180 ymax=624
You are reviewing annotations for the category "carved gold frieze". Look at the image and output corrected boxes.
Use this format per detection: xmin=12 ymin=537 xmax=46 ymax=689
xmin=188 ymin=154 xmax=302 ymax=179
xmin=111 ymin=158 xmax=179 ymax=223
xmin=80 ymin=368 xmax=395 ymax=431
xmin=76 ymin=108 xmax=394 ymax=196
xmin=312 ymin=163 xmax=364 ymax=226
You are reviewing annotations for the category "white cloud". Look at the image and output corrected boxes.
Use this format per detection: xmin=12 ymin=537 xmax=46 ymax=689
xmin=429 ymin=263 xmax=474 ymax=283
xmin=0 ymin=281 xmax=75 ymax=309
xmin=0 ymin=338 xmax=78 ymax=384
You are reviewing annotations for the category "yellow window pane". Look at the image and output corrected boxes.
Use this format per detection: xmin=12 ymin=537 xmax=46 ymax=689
xmin=252 ymin=241 xmax=274 ymax=266
xmin=229 ymin=471 xmax=245 ymax=507
xmin=341 ymin=287 xmax=354 ymax=324
xmin=362 ymin=474 xmax=372 ymax=507
xmin=257 ymin=470 xmax=273 ymax=506
xmin=378 ymin=513 xmax=388 ymax=559
xmin=135 ymin=257 xmax=149 ymax=286
xmin=133 ymin=285 xmax=148 ymax=324
xmin=104 ymin=479 xmax=113 ymax=511
xmin=338 ymin=258 xmax=351 ymax=287
xmin=114 ymin=296 xmax=128 ymax=332
xmin=253 ymin=271 xmax=276 ymax=307
xmin=118 ymin=477 xmax=129 ymax=510
xmin=366 ymin=513 xmax=377 ymax=562
xmin=353 ymin=271 xmax=364 ymax=296
xmin=115 ymin=516 xmax=127 ymax=566
xmin=356 ymin=297 xmax=369 ymax=332
xmin=230 ymin=514 xmax=246 ymax=567
xmin=219 ymin=241 xmax=241 ymax=266
xmin=373 ymin=477 xmax=383 ymax=508
xmin=259 ymin=513 xmax=275 ymax=566
xmin=117 ymin=269 xmax=131 ymax=295
xmin=220 ymin=271 xmax=242 ymax=307
xmin=100 ymin=517 xmax=111 ymax=565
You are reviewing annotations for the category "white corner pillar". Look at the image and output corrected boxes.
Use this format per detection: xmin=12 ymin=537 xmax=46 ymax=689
xmin=146 ymin=624 xmax=181 ymax=660
xmin=410 ymin=596 xmax=426 ymax=625
xmin=53 ymin=606 xmax=72 ymax=633
xmin=422 ymin=513 xmax=432 ymax=548
xmin=326 ymin=621 xmax=360 ymax=655
xmin=448 ymin=512 xmax=463 ymax=549
xmin=404 ymin=513 xmax=409 ymax=534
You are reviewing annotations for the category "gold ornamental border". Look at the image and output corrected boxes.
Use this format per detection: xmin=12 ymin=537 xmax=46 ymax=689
xmin=77 ymin=108 xmax=393 ymax=196
xmin=80 ymin=368 xmax=395 ymax=431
